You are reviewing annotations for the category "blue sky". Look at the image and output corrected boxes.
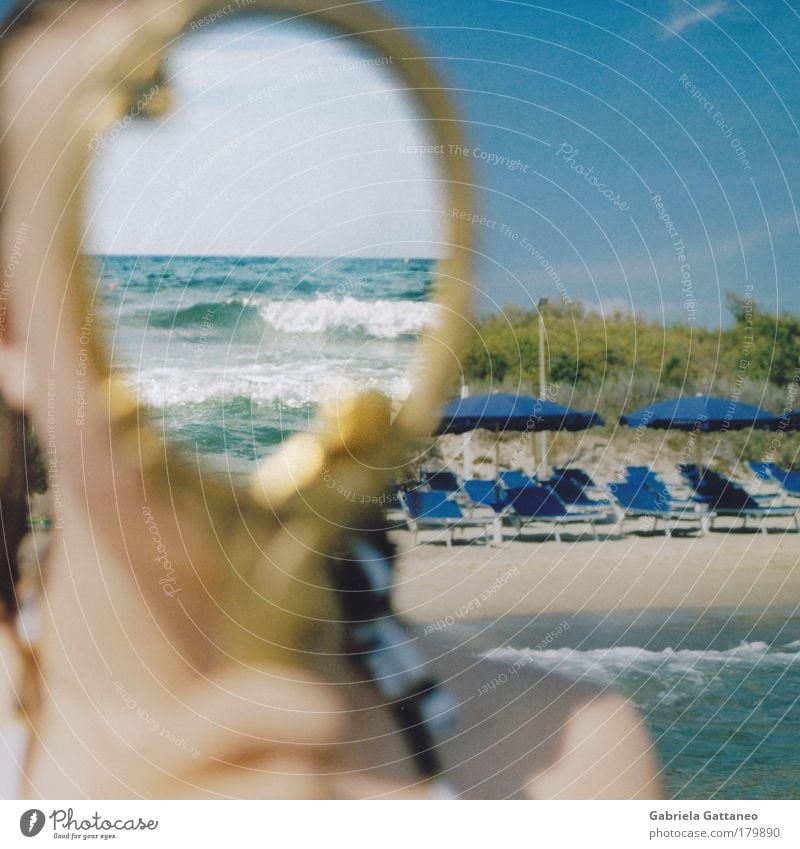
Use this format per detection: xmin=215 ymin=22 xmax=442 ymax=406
xmin=87 ymin=0 xmax=800 ymax=326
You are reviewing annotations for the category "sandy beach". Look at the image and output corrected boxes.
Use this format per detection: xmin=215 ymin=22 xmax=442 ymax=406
xmin=392 ymin=523 xmax=800 ymax=623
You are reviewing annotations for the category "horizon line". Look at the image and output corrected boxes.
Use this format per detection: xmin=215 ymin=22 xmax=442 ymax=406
xmin=86 ymin=252 xmax=440 ymax=261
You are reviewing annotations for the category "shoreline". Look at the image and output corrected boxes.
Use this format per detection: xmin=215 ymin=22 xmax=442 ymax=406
xmin=392 ymin=526 xmax=800 ymax=623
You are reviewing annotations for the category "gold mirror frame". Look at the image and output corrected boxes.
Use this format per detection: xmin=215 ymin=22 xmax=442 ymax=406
xmin=2 ymin=0 xmax=474 ymax=668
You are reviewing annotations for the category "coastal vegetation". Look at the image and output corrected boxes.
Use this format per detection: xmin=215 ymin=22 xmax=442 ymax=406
xmin=461 ymin=295 xmax=800 ymax=468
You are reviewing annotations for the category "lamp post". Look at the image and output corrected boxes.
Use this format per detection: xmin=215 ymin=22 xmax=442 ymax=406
xmin=537 ymin=298 xmax=549 ymax=475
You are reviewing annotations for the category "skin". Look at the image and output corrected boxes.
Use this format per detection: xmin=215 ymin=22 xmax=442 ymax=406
xmin=0 ymin=0 xmax=662 ymax=800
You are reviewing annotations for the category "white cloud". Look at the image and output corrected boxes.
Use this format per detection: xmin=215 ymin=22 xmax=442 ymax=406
xmin=663 ymin=0 xmax=731 ymax=37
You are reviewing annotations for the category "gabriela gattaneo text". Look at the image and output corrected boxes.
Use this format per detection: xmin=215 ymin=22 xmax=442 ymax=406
xmin=650 ymin=811 xmax=758 ymax=821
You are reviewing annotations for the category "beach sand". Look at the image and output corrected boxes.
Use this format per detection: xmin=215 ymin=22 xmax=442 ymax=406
xmin=397 ymin=427 xmax=800 ymax=623
xmin=392 ymin=522 xmax=800 ymax=623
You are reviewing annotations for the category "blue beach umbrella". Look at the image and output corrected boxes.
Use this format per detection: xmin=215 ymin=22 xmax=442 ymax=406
xmin=436 ymin=392 xmax=604 ymax=435
xmin=780 ymin=409 xmax=800 ymax=430
xmin=435 ymin=392 xmax=604 ymax=473
xmin=620 ymin=395 xmax=780 ymax=465
xmin=620 ymin=396 xmax=779 ymax=431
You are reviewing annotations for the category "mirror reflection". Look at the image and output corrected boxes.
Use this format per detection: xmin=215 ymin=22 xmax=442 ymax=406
xmin=86 ymin=16 xmax=445 ymax=473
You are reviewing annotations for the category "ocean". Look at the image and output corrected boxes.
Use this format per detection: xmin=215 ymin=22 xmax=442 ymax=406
xmin=464 ymin=608 xmax=800 ymax=799
xmin=90 ymin=254 xmax=436 ymax=474
xmin=89 ymin=255 xmax=799 ymax=800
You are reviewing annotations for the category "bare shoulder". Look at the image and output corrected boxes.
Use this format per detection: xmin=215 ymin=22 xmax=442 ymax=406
xmin=529 ymin=691 xmax=663 ymax=799
xmin=416 ymin=630 xmax=662 ymax=799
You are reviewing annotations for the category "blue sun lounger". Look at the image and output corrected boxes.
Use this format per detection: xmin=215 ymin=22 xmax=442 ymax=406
xmin=552 ymin=466 xmax=600 ymax=489
xmin=545 ymin=474 xmax=612 ymax=513
xmin=625 ymin=466 xmax=674 ymax=491
xmin=623 ymin=465 xmax=652 ymax=482
xmin=501 ymin=485 xmax=609 ymax=541
xmin=463 ymin=479 xmax=507 ymax=513
xmin=624 ymin=466 xmax=694 ymax=504
xmin=751 ymin=463 xmax=800 ymax=498
xmin=608 ymin=482 xmax=708 ymax=536
xmin=678 ymin=466 xmax=799 ymax=533
xmin=399 ymin=490 xmax=502 ymax=546
xmin=420 ymin=469 xmax=462 ymax=493
xmin=498 ymin=469 xmax=536 ymax=490
xmin=748 ymin=461 xmax=779 ymax=483
xmin=773 ymin=469 xmax=800 ymax=498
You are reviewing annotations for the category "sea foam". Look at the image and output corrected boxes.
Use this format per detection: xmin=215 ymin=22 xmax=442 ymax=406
xmin=140 ymin=294 xmax=437 ymax=339
xmin=256 ymin=295 xmax=438 ymax=337
xmin=131 ymin=361 xmax=414 ymax=408
xmin=483 ymin=640 xmax=800 ymax=684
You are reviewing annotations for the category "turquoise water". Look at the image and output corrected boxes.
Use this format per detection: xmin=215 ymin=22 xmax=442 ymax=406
xmin=90 ymin=254 xmax=435 ymax=469
xmin=453 ymin=609 xmax=800 ymax=799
